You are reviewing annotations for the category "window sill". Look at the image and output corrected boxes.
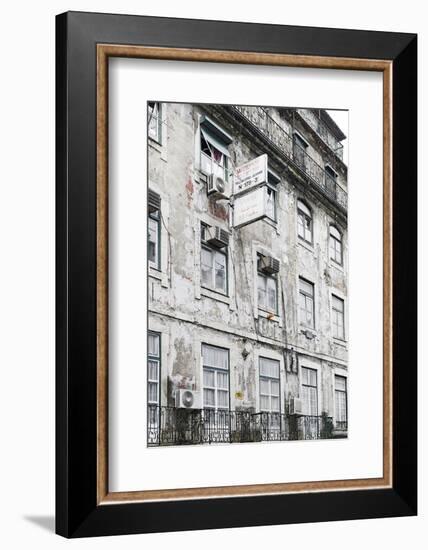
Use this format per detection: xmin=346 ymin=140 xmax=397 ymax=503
xmin=298 ymin=239 xmax=314 ymax=253
xmin=332 ymin=337 xmax=347 ymax=347
xmin=148 ymin=138 xmax=163 ymax=155
xmin=258 ymin=309 xmax=280 ymax=323
xmin=263 ymin=217 xmax=280 ymax=234
xmin=200 ymin=286 xmax=230 ymax=304
xmin=149 ymin=265 xmax=168 ymax=288
xmin=330 ymin=260 xmax=345 ymax=273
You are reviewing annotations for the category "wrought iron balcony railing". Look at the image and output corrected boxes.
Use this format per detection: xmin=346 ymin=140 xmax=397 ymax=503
xmin=231 ymin=105 xmax=347 ymax=211
xmin=147 ymin=405 xmax=339 ymax=446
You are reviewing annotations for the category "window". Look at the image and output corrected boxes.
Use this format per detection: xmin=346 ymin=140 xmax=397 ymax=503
xmin=148 ymin=190 xmax=161 ymax=269
xmin=297 ymin=200 xmax=313 ymax=244
xmin=299 ymin=277 xmax=315 ymax=329
xmin=329 ymin=225 xmax=343 ymax=265
xmin=265 ymin=185 xmax=277 ymax=221
xmin=259 ymin=357 xmax=280 ymax=414
xmin=265 ymin=171 xmax=280 ymax=222
xmin=301 ymin=367 xmax=318 ymax=416
xmin=201 ymin=225 xmax=228 ymax=294
xmin=202 ymin=344 xmax=229 ymax=411
xmin=257 ymin=264 xmax=278 ymax=314
xmin=200 ymin=117 xmax=232 ymax=182
xmin=335 ymin=375 xmax=347 ymax=429
xmin=147 ymin=332 xmax=160 ymax=427
xmin=148 ymin=102 xmax=162 ymax=143
xmin=332 ymin=295 xmax=345 ymax=339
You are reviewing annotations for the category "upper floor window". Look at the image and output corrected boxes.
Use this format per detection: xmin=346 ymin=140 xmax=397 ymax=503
xmin=297 ymin=200 xmax=313 ymax=244
xmin=334 ymin=375 xmax=347 ymax=429
xmin=199 ymin=116 xmax=232 ymax=182
xmin=201 ymin=224 xmax=228 ymax=295
xmin=257 ymin=255 xmax=278 ymax=314
xmin=332 ymin=295 xmax=345 ymax=340
xmin=202 ymin=344 xmax=229 ymax=411
xmin=329 ymin=225 xmax=343 ymax=265
xmin=301 ymin=367 xmax=318 ymax=416
xmin=148 ymin=102 xmax=162 ymax=143
xmin=293 ymin=132 xmax=309 ymax=171
xmin=265 ymin=171 xmax=280 ymax=222
xmin=148 ymin=190 xmax=161 ymax=269
xmin=147 ymin=332 xmax=161 ymax=427
xmin=299 ymin=277 xmax=315 ymax=329
xmin=259 ymin=357 xmax=281 ymax=414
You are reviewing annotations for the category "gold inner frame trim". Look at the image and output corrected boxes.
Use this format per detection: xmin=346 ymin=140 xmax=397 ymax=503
xmin=96 ymin=44 xmax=393 ymax=504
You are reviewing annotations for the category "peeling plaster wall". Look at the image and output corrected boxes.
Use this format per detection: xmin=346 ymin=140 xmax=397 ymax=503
xmin=148 ymin=103 xmax=348 ymax=419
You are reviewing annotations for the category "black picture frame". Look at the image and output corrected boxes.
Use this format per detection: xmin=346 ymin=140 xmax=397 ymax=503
xmin=56 ymin=11 xmax=417 ymax=538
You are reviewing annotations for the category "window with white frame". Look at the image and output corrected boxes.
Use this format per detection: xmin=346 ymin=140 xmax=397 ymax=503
xmin=199 ymin=117 xmax=232 ymax=182
xmin=147 ymin=332 xmax=160 ymax=427
xmin=202 ymin=344 xmax=229 ymax=411
xmin=301 ymin=367 xmax=318 ymax=416
xmin=148 ymin=102 xmax=162 ymax=143
xmin=332 ymin=295 xmax=345 ymax=339
xmin=334 ymin=375 xmax=347 ymax=428
xmin=259 ymin=357 xmax=280 ymax=414
xmin=148 ymin=190 xmax=161 ymax=269
xmin=264 ymin=171 xmax=280 ymax=222
xmin=200 ymin=224 xmax=228 ymax=294
xmin=297 ymin=200 xmax=313 ymax=244
xmin=257 ymin=270 xmax=278 ymax=314
xmin=329 ymin=225 xmax=343 ymax=265
xmin=299 ymin=277 xmax=315 ymax=329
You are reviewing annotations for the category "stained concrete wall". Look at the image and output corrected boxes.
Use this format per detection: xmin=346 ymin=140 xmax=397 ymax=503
xmin=148 ymin=102 xmax=348 ymax=421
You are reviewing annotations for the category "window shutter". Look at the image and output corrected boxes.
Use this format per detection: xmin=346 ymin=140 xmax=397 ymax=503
xmin=148 ymin=190 xmax=161 ymax=213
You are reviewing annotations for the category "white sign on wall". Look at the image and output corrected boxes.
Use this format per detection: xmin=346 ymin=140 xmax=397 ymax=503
xmin=233 ymin=154 xmax=268 ymax=196
xmin=233 ymin=186 xmax=267 ymax=228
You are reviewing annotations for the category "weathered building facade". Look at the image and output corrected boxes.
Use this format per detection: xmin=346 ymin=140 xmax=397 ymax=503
xmin=147 ymin=102 xmax=348 ymax=445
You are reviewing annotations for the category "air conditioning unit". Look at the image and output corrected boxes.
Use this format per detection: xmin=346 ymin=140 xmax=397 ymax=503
xmin=207 ymin=174 xmax=230 ymax=200
xmin=175 ymin=389 xmax=202 ymax=410
xmin=258 ymin=254 xmax=280 ymax=274
xmin=289 ymin=397 xmax=303 ymax=415
xmin=205 ymin=225 xmax=229 ymax=248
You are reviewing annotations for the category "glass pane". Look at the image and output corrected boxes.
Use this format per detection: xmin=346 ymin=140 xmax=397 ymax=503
xmin=271 ymin=380 xmax=280 ymax=396
xmin=260 ymin=395 xmax=270 ymax=410
xmin=309 ymin=369 xmax=317 ymax=387
xmin=309 ymin=387 xmax=318 ymax=415
xmin=271 ymin=396 xmax=280 ymax=412
xmin=265 ymin=187 xmax=275 ymax=219
xmin=333 ymin=295 xmax=344 ymax=312
xmin=148 ymin=333 xmax=159 ymax=356
xmin=260 ymin=357 xmax=279 ymax=378
xmin=148 ymin=217 xmax=158 ymax=264
xmin=202 ymin=345 xmax=228 ymax=369
xmin=217 ymin=390 xmax=229 ymax=408
xmin=216 ymin=371 xmax=229 ymax=389
xmin=300 ymin=278 xmax=313 ymax=297
xmin=301 ymin=367 xmax=309 ymax=385
xmin=267 ymin=277 xmax=277 ymax=311
xmin=203 ymin=369 xmax=215 ymax=387
xmin=148 ymin=360 xmax=159 ymax=381
xmin=335 ymin=375 xmax=346 ymax=391
xmin=148 ymin=382 xmax=158 ymax=403
xmin=214 ymin=252 xmax=226 ymax=292
xmin=201 ymin=248 xmax=213 ymax=287
xmin=260 ymin=379 xmax=270 ymax=394
xmin=204 ymin=388 xmax=215 ymax=407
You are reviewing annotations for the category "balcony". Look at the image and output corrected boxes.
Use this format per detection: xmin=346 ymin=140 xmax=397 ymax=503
xmin=231 ymin=105 xmax=347 ymax=212
xmin=147 ymin=406 xmax=339 ymax=446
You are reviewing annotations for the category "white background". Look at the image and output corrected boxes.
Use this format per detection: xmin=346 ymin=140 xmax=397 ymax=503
xmin=110 ymin=59 xmax=383 ymax=492
xmin=0 ymin=1 xmax=425 ymax=548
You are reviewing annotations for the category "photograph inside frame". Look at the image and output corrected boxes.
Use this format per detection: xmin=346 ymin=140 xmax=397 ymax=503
xmin=147 ymin=102 xmax=348 ymax=447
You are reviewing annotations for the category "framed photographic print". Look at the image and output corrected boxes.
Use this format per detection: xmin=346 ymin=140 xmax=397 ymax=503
xmin=56 ymin=11 xmax=417 ymax=538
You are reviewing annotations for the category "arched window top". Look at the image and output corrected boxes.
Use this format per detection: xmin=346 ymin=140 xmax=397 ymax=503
xmin=330 ymin=225 xmax=342 ymax=240
xmin=297 ymin=200 xmax=312 ymax=218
